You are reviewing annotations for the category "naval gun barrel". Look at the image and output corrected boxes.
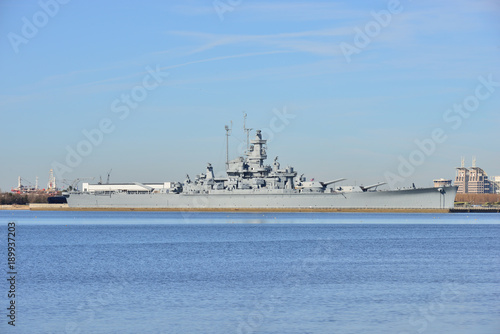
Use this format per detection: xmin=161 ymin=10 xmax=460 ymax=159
xmin=133 ymin=182 xmax=154 ymax=192
xmin=360 ymin=182 xmax=387 ymax=191
xmin=320 ymin=178 xmax=346 ymax=187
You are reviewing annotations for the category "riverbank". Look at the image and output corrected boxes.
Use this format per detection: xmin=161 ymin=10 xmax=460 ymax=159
xmin=0 ymin=204 xmax=461 ymax=213
xmin=1 ymin=203 xmax=498 ymax=213
xmin=0 ymin=205 xmax=30 ymax=210
xmin=450 ymin=207 xmax=500 ymax=213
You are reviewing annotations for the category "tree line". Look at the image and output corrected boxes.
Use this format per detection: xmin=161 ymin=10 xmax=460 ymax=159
xmin=0 ymin=192 xmax=50 ymax=205
xmin=455 ymin=193 xmax=500 ymax=205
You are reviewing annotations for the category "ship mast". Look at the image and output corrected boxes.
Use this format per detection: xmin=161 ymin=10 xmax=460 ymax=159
xmin=225 ymin=121 xmax=232 ymax=168
xmin=243 ymin=112 xmax=252 ymax=151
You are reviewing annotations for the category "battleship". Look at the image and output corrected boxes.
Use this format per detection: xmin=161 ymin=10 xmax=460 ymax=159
xmin=64 ymin=126 xmax=458 ymax=211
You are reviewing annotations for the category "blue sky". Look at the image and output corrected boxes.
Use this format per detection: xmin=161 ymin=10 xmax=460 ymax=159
xmin=1 ymin=0 xmax=499 ymax=191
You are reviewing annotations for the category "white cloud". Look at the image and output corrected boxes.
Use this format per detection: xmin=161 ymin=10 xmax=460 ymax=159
xmin=167 ymin=28 xmax=352 ymax=57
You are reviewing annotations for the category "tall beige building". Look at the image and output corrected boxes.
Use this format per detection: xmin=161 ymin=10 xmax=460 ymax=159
xmin=455 ymin=167 xmax=468 ymax=193
xmin=468 ymin=167 xmax=491 ymax=193
xmin=455 ymin=157 xmax=492 ymax=194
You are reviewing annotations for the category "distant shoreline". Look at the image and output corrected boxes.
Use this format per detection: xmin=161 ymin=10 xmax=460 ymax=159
xmin=1 ymin=204 xmax=499 ymax=213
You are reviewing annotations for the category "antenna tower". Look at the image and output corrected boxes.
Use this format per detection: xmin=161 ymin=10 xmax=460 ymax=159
xmin=225 ymin=122 xmax=232 ymax=168
xmin=243 ymin=112 xmax=253 ymax=151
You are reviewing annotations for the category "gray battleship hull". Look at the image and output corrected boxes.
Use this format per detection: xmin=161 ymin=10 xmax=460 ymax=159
xmin=65 ymin=127 xmax=458 ymax=211
xmin=65 ymin=186 xmax=457 ymax=210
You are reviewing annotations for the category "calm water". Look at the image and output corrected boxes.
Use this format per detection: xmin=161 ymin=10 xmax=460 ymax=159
xmin=0 ymin=211 xmax=499 ymax=334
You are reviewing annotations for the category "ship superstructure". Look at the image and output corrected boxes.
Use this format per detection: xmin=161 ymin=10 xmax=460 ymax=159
xmin=185 ymin=130 xmax=305 ymax=194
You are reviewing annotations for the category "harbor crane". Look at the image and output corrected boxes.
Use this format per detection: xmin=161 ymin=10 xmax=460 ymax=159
xmin=106 ymin=169 xmax=112 ymax=184
xmin=98 ymin=169 xmax=112 ymax=184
